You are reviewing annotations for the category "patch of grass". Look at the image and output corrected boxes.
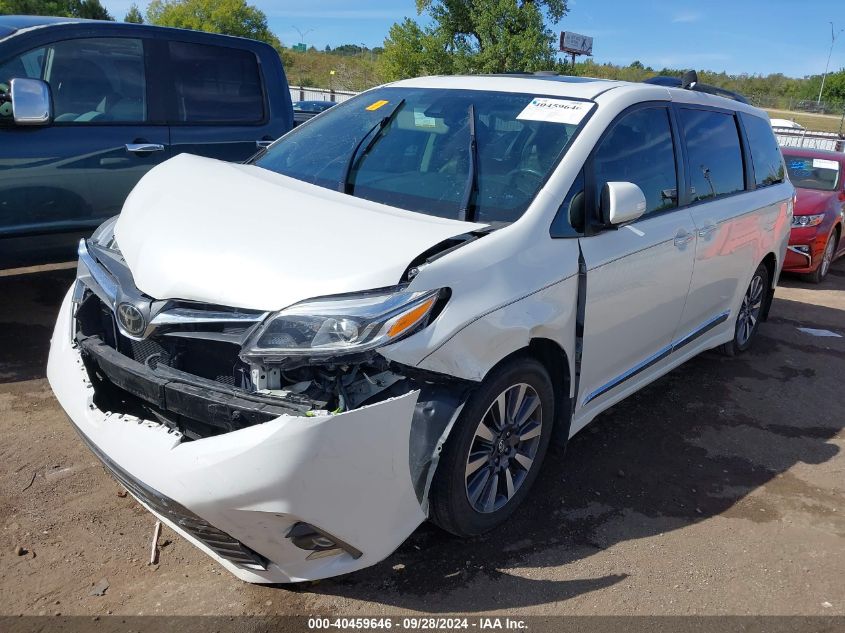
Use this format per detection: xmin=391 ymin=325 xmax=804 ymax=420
xmin=765 ymin=109 xmax=845 ymax=134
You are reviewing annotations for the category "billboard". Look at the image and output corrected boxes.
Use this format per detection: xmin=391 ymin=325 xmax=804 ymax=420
xmin=560 ymin=31 xmax=593 ymax=56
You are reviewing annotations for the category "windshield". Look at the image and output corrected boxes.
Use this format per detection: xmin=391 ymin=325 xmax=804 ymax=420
xmin=254 ymin=87 xmax=592 ymax=224
xmin=784 ymin=154 xmax=840 ymax=191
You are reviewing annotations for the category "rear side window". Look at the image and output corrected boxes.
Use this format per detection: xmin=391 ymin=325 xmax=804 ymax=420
xmin=168 ymin=41 xmax=264 ymax=124
xmin=680 ymin=109 xmax=745 ymax=202
xmin=592 ymin=106 xmax=678 ymax=216
xmin=741 ymin=113 xmax=785 ymax=187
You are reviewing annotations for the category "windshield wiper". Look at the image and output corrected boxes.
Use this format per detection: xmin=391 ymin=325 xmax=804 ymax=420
xmin=338 ymin=98 xmax=406 ymax=194
xmin=458 ymin=103 xmax=478 ymax=222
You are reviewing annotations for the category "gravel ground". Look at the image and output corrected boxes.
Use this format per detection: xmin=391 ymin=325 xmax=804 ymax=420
xmin=0 ymin=260 xmax=843 ymax=618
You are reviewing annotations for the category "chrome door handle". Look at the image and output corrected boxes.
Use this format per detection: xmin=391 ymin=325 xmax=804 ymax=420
xmin=126 ymin=143 xmax=165 ymax=153
xmin=674 ymin=231 xmax=695 ymax=248
xmin=697 ymin=224 xmax=718 ymax=238
xmin=255 ymin=139 xmax=274 ymax=149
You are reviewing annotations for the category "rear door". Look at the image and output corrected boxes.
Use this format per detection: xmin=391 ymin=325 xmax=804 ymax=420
xmin=0 ymin=36 xmax=169 ymax=262
xmin=164 ymin=40 xmax=276 ymax=162
xmin=674 ymin=107 xmax=770 ymax=338
xmin=576 ymin=104 xmax=697 ymax=415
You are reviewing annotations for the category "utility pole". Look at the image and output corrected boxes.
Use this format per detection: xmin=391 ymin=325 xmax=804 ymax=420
xmin=292 ymin=25 xmax=314 ymax=49
xmin=818 ymin=22 xmax=843 ymax=105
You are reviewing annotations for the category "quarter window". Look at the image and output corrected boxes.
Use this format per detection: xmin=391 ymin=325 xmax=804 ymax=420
xmin=551 ymin=169 xmax=585 ymax=237
xmin=680 ymin=109 xmax=745 ymax=202
xmin=741 ymin=112 xmax=785 ymax=187
xmin=592 ymin=107 xmax=678 ymax=217
xmin=168 ymin=42 xmax=264 ymax=124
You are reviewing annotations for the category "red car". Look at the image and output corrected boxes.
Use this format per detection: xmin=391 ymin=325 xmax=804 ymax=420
xmin=782 ymin=148 xmax=845 ymax=283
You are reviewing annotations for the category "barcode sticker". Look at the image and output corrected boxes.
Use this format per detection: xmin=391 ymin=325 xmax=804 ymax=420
xmin=516 ymin=98 xmax=592 ymax=124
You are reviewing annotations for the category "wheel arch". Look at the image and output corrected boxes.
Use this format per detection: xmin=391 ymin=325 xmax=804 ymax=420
xmin=760 ymin=251 xmax=777 ymax=322
xmin=479 ymin=338 xmax=572 ymax=448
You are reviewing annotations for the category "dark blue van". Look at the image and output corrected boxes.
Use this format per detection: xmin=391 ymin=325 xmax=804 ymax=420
xmin=0 ymin=16 xmax=294 ymax=267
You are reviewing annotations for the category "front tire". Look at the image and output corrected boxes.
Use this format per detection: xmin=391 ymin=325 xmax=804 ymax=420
xmin=429 ymin=356 xmax=554 ymax=537
xmin=720 ymin=263 xmax=769 ymax=356
xmin=804 ymin=232 xmax=837 ymax=284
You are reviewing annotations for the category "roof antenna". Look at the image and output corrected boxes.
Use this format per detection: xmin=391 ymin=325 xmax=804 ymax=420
xmin=681 ymin=70 xmax=698 ymax=90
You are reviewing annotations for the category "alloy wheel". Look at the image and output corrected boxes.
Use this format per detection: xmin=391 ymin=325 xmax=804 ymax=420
xmin=736 ymin=273 xmax=765 ymax=346
xmin=464 ymin=383 xmax=543 ymax=514
xmin=821 ymin=237 xmax=835 ymax=278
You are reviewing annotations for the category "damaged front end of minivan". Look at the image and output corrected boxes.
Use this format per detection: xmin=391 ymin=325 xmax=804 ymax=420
xmin=47 ymin=231 xmax=479 ymax=583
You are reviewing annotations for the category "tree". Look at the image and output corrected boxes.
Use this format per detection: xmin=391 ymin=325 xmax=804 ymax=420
xmin=124 ymin=3 xmax=144 ymax=23
xmin=0 ymin=0 xmax=113 ymax=19
xmin=379 ymin=18 xmax=455 ymax=81
xmin=381 ymin=0 xmax=567 ymax=80
xmin=146 ymin=0 xmax=281 ymax=48
xmin=70 ymin=0 xmax=111 ymax=19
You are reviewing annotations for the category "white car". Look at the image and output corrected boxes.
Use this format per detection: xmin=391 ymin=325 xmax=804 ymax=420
xmin=48 ymin=73 xmax=793 ymax=584
xmin=769 ymin=118 xmax=804 ymax=130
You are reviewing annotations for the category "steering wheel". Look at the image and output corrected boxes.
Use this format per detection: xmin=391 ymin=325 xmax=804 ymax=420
xmin=0 ymin=82 xmax=11 ymax=118
xmin=506 ymin=167 xmax=545 ymax=197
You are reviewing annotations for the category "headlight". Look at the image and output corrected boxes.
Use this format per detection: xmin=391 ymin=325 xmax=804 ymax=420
xmin=241 ymin=288 xmax=445 ymax=360
xmin=792 ymin=214 xmax=824 ymax=228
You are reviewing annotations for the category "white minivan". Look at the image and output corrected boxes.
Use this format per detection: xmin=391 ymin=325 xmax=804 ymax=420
xmin=48 ymin=72 xmax=792 ymax=583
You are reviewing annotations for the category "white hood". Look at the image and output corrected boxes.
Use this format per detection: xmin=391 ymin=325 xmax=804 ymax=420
xmin=115 ymin=154 xmax=486 ymax=311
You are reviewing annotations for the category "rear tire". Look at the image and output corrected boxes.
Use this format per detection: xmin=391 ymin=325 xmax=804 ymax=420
xmin=429 ymin=356 xmax=554 ymax=537
xmin=720 ymin=263 xmax=769 ymax=356
xmin=803 ymin=232 xmax=837 ymax=284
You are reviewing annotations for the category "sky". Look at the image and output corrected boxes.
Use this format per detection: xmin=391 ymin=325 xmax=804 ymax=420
xmin=100 ymin=0 xmax=845 ymax=79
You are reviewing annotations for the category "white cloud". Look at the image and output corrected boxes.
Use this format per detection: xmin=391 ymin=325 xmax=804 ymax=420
xmin=671 ymin=12 xmax=702 ymax=23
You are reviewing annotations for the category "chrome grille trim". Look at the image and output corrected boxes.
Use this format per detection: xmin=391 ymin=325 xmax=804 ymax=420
xmin=76 ymin=238 xmax=268 ymax=340
xmin=150 ymin=307 xmax=268 ymax=327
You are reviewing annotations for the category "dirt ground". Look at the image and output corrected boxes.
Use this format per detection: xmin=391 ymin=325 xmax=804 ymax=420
xmin=0 ymin=260 xmax=843 ymax=618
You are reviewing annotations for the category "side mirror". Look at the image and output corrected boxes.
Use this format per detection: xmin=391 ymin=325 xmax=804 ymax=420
xmin=601 ymin=181 xmax=646 ymax=226
xmin=10 ymin=77 xmax=52 ymax=126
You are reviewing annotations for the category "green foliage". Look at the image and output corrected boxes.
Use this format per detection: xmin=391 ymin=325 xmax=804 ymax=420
xmin=564 ymin=59 xmax=845 ymax=109
xmin=285 ymin=49 xmax=381 ymax=92
xmin=379 ymin=18 xmax=455 ymax=81
xmin=0 ymin=0 xmax=112 ymax=19
xmin=146 ymin=0 xmax=280 ymax=48
xmin=381 ymin=0 xmax=568 ymax=80
xmin=124 ymin=3 xmax=143 ymax=23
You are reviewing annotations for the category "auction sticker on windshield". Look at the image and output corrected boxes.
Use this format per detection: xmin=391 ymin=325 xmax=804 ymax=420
xmin=517 ymin=98 xmax=592 ymax=124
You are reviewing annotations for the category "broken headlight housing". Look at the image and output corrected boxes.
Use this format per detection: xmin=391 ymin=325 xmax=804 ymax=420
xmin=241 ymin=288 xmax=444 ymax=361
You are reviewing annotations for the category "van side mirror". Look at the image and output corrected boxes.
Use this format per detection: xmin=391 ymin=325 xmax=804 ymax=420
xmin=10 ymin=78 xmax=52 ymax=126
xmin=601 ymin=181 xmax=646 ymax=226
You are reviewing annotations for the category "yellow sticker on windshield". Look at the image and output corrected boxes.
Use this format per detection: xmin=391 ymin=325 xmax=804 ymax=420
xmin=366 ymin=100 xmax=389 ymax=111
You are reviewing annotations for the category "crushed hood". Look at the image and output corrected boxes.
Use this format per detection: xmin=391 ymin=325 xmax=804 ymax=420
xmin=115 ymin=154 xmax=486 ymax=311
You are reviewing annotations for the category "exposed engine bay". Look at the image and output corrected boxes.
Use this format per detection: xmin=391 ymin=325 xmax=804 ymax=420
xmin=72 ymin=233 xmax=482 ymax=442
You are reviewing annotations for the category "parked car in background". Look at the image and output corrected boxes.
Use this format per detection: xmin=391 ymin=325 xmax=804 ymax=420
xmin=782 ymin=148 xmax=845 ymax=283
xmin=292 ymin=99 xmax=336 ymax=126
xmin=48 ymin=72 xmax=791 ymax=583
xmin=0 ymin=16 xmax=293 ymax=268
xmin=769 ymin=118 xmax=804 ymax=130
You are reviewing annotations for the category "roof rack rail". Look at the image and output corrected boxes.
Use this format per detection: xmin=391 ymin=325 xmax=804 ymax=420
xmin=644 ymin=71 xmax=750 ymax=105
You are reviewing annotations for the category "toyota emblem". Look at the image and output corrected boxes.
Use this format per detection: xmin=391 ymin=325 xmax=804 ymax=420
xmin=116 ymin=302 xmax=146 ymax=336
